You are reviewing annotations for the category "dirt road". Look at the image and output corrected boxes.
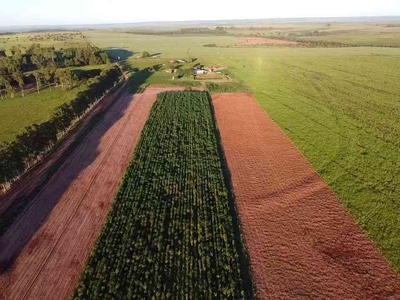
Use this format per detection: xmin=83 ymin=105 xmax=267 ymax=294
xmin=212 ymin=93 xmax=400 ymax=299
xmin=0 ymin=87 xmax=183 ymax=300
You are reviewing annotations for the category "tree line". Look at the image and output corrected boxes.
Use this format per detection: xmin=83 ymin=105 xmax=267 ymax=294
xmin=0 ymin=67 xmax=122 ymax=190
xmin=0 ymin=44 xmax=110 ymax=98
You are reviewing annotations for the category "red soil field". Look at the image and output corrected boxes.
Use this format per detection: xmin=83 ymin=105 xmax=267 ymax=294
xmin=212 ymin=93 xmax=400 ymax=299
xmin=237 ymin=37 xmax=299 ymax=46
xmin=0 ymin=87 xmax=184 ymax=300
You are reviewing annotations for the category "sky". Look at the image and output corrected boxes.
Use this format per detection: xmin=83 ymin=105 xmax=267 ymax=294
xmin=0 ymin=0 xmax=399 ymax=26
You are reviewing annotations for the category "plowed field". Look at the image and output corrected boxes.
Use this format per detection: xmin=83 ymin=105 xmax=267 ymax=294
xmin=212 ymin=93 xmax=400 ymax=299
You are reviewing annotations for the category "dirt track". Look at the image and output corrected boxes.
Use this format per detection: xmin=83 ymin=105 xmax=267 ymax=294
xmin=0 ymin=87 xmax=183 ymax=300
xmin=237 ymin=37 xmax=299 ymax=46
xmin=212 ymin=93 xmax=400 ymax=299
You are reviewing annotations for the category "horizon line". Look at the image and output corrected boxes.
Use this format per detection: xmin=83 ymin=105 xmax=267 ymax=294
xmin=1 ymin=15 xmax=400 ymax=29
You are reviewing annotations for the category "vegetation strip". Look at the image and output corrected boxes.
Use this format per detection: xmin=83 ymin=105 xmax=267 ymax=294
xmin=73 ymin=91 xmax=252 ymax=299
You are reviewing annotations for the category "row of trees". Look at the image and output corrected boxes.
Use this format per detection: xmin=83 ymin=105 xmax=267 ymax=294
xmin=0 ymin=67 xmax=122 ymax=189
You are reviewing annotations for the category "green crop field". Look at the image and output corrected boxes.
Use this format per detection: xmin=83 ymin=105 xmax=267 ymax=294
xmin=73 ymin=91 xmax=251 ymax=299
xmin=85 ymin=30 xmax=400 ymax=272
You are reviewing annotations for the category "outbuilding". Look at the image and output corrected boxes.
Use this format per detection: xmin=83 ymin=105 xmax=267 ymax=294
xmin=193 ymin=69 xmax=207 ymax=75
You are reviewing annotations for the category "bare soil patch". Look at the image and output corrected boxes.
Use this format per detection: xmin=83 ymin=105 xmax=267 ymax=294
xmin=212 ymin=93 xmax=400 ymax=299
xmin=0 ymin=86 xmax=184 ymax=300
xmin=237 ymin=37 xmax=299 ymax=46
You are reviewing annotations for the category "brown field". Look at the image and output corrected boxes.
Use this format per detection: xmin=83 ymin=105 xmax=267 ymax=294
xmin=0 ymin=87 xmax=184 ymax=300
xmin=212 ymin=93 xmax=400 ymax=299
xmin=237 ymin=37 xmax=299 ymax=46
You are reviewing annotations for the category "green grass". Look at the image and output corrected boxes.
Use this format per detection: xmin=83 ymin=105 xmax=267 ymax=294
xmin=73 ymin=91 xmax=251 ymax=299
xmin=0 ymin=86 xmax=87 ymax=143
xmin=85 ymin=30 xmax=400 ymax=272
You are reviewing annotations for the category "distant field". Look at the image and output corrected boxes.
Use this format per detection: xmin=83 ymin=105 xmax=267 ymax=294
xmin=83 ymin=31 xmax=236 ymax=57
xmin=0 ymin=32 xmax=88 ymax=54
xmin=223 ymin=23 xmax=400 ymax=47
xmin=85 ymin=30 xmax=400 ymax=271
xmin=0 ymin=86 xmax=86 ymax=143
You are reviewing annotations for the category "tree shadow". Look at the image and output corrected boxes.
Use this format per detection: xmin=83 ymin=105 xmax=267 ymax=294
xmin=0 ymin=67 xmax=154 ymax=273
xmin=104 ymin=48 xmax=136 ymax=62
xmin=72 ymin=68 xmax=102 ymax=80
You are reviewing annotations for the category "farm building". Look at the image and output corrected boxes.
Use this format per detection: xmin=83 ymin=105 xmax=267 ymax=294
xmin=193 ymin=69 xmax=207 ymax=75
xmin=176 ymin=59 xmax=187 ymax=64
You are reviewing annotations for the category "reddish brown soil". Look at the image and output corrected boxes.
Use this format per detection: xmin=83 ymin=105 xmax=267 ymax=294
xmin=0 ymin=87 xmax=184 ymax=300
xmin=237 ymin=37 xmax=299 ymax=46
xmin=212 ymin=93 xmax=400 ymax=299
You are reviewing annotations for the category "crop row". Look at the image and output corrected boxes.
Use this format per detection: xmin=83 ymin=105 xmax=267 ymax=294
xmin=73 ymin=91 xmax=250 ymax=299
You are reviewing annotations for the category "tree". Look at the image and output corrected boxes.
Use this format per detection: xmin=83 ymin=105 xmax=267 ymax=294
xmin=12 ymin=71 xmax=25 ymax=97
xmin=33 ymin=71 xmax=44 ymax=94
xmin=6 ymin=84 xmax=15 ymax=98
xmin=10 ymin=45 xmax=21 ymax=56
xmin=42 ymin=68 xmax=53 ymax=91
xmin=55 ymin=69 xmax=75 ymax=90
xmin=141 ymin=51 xmax=150 ymax=58
xmin=0 ymin=75 xmax=7 ymax=100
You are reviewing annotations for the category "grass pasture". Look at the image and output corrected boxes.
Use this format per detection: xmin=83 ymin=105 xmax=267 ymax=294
xmin=0 ymin=85 xmax=87 ymax=143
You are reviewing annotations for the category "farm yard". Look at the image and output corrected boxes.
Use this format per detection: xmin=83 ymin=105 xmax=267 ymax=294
xmin=0 ymin=19 xmax=400 ymax=300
